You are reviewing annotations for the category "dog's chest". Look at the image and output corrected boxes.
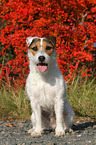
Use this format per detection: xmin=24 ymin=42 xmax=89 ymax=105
xmin=35 ymin=80 xmax=56 ymax=109
xmin=40 ymin=82 xmax=56 ymax=105
xmin=26 ymin=74 xmax=57 ymax=109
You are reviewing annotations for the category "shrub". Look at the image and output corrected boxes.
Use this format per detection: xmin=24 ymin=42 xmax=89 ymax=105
xmin=0 ymin=0 xmax=96 ymax=86
xmin=68 ymin=76 xmax=96 ymax=118
xmin=0 ymin=85 xmax=31 ymax=120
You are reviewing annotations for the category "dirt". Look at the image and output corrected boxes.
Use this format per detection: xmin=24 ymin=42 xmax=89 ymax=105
xmin=0 ymin=117 xmax=96 ymax=145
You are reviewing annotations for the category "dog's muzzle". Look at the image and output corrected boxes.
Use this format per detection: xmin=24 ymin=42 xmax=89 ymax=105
xmin=37 ymin=56 xmax=48 ymax=72
xmin=38 ymin=56 xmax=45 ymax=62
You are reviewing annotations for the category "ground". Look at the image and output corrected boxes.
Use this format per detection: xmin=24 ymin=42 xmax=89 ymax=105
xmin=0 ymin=117 xmax=96 ymax=145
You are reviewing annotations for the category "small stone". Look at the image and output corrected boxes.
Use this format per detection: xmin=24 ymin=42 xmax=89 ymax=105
xmin=75 ymin=121 xmax=79 ymax=124
xmin=71 ymin=132 xmax=75 ymax=135
xmin=93 ymin=125 xmax=96 ymax=128
xmin=17 ymin=122 xmax=23 ymax=127
xmin=22 ymin=143 xmax=26 ymax=145
xmin=77 ymin=134 xmax=81 ymax=137
xmin=88 ymin=141 xmax=91 ymax=143
xmin=1 ymin=131 xmax=5 ymax=135
xmin=13 ymin=131 xmax=16 ymax=134
xmin=69 ymin=128 xmax=73 ymax=133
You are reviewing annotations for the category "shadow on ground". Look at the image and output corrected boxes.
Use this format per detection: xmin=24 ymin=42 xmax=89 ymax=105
xmin=72 ymin=121 xmax=96 ymax=131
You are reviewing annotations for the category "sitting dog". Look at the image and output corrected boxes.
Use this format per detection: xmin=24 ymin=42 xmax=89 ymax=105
xmin=26 ymin=36 xmax=74 ymax=136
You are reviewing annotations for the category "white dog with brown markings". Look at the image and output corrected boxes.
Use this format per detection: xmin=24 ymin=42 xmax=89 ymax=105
xmin=26 ymin=36 xmax=74 ymax=137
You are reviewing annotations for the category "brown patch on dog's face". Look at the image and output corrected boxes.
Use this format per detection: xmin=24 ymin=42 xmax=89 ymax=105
xmin=29 ymin=38 xmax=54 ymax=56
xmin=42 ymin=39 xmax=54 ymax=56
xmin=29 ymin=38 xmax=40 ymax=56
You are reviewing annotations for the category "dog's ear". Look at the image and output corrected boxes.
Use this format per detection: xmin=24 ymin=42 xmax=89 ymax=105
xmin=26 ymin=36 xmax=38 ymax=47
xmin=50 ymin=36 xmax=56 ymax=46
xmin=45 ymin=36 xmax=56 ymax=47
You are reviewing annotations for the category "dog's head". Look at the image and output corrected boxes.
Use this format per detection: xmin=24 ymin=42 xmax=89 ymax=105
xmin=26 ymin=36 xmax=56 ymax=72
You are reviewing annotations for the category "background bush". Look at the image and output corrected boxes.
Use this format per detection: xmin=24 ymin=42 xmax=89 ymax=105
xmin=0 ymin=0 xmax=96 ymax=87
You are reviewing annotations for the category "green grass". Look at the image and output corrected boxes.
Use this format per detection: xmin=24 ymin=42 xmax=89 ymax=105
xmin=0 ymin=76 xmax=96 ymax=120
xmin=67 ymin=76 xmax=96 ymax=118
xmin=0 ymin=85 xmax=31 ymax=120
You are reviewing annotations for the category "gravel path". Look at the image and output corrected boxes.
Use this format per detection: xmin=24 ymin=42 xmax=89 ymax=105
xmin=0 ymin=118 xmax=96 ymax=145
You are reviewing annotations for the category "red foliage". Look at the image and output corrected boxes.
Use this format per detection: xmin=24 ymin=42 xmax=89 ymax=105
xmin=0 ymin=0 xmax=96 ymax=86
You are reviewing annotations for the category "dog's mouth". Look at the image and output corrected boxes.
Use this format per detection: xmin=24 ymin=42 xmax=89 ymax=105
xmin=37 ymin=63 xmax=48 ymax=72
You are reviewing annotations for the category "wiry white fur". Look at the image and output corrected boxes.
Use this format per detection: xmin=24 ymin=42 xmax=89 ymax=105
xmin=26 ymin=36 xmax=38 ymax=47
xmin=26 ymin=37 xmax=74 ymax=136
xmin=40 ymin=38 xmax=44 ymax=47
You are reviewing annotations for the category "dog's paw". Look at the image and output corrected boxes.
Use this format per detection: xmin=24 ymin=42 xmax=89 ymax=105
xmin=55 ymin=128 xmax=65 ymax=136
xmin=28 ymin=128 xmax=35 ymax=134
xmin=55 ymin=131 xmax=65 ymax=136
xmin=31 ymin=131 xmax=42 ymax=137
xmin=30 ymin=128 xmax=43 ymax=137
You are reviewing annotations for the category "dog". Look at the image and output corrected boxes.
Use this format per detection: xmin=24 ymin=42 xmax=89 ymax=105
xmin=26 ymin=36 xmax=74 ymax=136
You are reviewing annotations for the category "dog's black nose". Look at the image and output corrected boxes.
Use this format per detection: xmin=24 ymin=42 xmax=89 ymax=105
xmin=38 ymin=56 xmax=45 ymax=62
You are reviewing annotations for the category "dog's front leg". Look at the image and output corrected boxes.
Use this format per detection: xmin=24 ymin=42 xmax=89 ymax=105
xmin=30 ymin=100 xmax=43 ymax=136
xmin=55 ymin=98 xmax=65 ymax=136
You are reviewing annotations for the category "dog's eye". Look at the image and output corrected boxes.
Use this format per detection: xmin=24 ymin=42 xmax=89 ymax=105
xmin=46 ymin=46 xmax=52 ymax=51
xmin=31 ymin=46 xmax=38 ymax=51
